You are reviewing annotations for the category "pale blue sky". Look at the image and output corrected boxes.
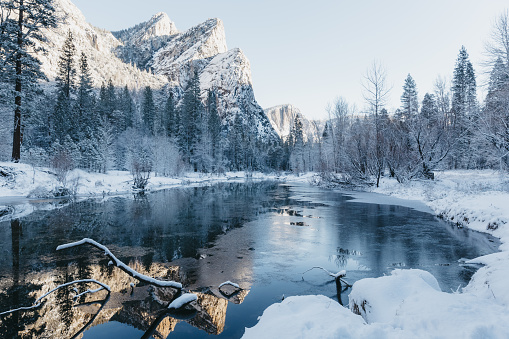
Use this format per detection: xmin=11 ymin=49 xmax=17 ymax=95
xmin=72 ymin=0 xmax=508 ymax=119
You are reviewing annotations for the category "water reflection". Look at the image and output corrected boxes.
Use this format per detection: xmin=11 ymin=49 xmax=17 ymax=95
xmin=0 ymin=182 xmax=499 ymax=338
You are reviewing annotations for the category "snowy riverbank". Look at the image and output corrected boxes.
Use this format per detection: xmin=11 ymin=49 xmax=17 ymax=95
xmin=0 ymin=161 xmax=313 ymax=222
xmin=245 ymin=170 xmax=509 ymax=338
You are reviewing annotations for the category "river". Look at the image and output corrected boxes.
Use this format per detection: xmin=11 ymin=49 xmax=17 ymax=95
xmin=0 ymin=182 xmax=498 ymax=338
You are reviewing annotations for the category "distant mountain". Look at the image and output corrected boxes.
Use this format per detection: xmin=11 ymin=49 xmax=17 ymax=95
xmin=264 ymin=104 xmax=324 ymax=142
xmin=33 ymin=0 xmax=278 ymax=142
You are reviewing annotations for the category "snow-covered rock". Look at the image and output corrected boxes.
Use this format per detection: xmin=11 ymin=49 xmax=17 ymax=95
xmin=264 ymin=104 xmax=324 ymax=142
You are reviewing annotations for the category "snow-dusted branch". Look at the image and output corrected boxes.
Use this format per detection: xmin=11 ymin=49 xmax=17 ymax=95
xmin=56 ymin=238 xmax=182 ymax=289
xmin=302 ymin=267 xmax=351 ymax=287
xmin=219 ymin=281 xmax=240 ymax=289
xmin=168 ymin=293 xmax=197 ymax=309
xmin=0 ymin=279 xmax=109 ymax=316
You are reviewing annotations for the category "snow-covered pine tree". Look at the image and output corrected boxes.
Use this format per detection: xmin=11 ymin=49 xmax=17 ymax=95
xmin=164 ymin=89 xmax=177 ymax=137
xmin=479 ymin=57 xmax=509 ymax=169
xmin=118 ymin=85 xmax=134 ymax=130
xmin=141 ymin=85 xmax=156 ymax=135
xmin=289 ymin=114 xmax=305 ymax=173
xmin=0 ymin=0 xmax=57 ymax=162
xmin=57 ymin=30 xmax=76 ymax=98
xmin=178 ymin=69 xmax=202 ymax=170
xmin=450 ymin=46 xmax=477 ymax=168
xmin=76 ymin=52 xmax=96 ymax=136
xmin=399 ymin=74 xmax=418 ymax=121
xmin=420 ymin=93 xmax=438 ymax=122
xmin=451 ymin=46 xmax=477 ymax=124
xmin=207 ymin=89 xmax=221 ymax=169
xmin=52 ymin=30 xmax=79 ymax=144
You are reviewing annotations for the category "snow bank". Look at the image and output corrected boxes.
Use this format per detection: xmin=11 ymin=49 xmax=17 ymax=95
xmin=348 ymin=269 xmax=440 ymax=323
xmin=243 ymin=295 xmax=403 ymax=339
xmin=244 ymin=271 xmax=509 ymax=338
xmin=371 ymin=170 xmax=509 ymax=241
xmin=348 ymin=269 xmax=509 ymax=338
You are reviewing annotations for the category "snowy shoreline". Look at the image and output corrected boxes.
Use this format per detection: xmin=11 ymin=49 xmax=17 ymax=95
xmin=245 ymin=170 xmax=509 ymax=338
xmin=0 ymin=161 xmax=314 ymax=222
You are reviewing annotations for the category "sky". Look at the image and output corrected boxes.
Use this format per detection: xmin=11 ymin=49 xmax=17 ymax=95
xmin=72 ymin=0 xmax=508 ymax=120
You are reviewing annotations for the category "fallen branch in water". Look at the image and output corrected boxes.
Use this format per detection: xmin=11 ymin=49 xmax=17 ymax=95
xmin=0 ymin=279 xmax=110 ymax=316
xmin=219 ymin=281 xmax=240 ymax=289
xmin=168 ymin=293 xmax=197 ymax=309
xmin=302 ymin=267 xmax=352 ymax=287
xmin=57 ymin=238 xmax=182 ymax=289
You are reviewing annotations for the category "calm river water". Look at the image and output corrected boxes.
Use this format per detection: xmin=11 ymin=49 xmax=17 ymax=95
xmin=0 ymin=182 xmax=498 ymax=338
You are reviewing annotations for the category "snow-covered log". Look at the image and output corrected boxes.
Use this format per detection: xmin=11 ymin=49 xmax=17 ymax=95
xmin=0 ymin=279 xmax=109 ymax=316
xmin=57 ymin=238 xmax=182 ymax=289
xmin=168 ymin=293 xmax=197 ymax=309
xmin=219 ymin=280 xmax=240 ymax=289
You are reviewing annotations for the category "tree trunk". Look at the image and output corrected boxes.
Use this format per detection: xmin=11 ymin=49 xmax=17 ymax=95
xmin=11 ymin=1 xmax=24 ymax=162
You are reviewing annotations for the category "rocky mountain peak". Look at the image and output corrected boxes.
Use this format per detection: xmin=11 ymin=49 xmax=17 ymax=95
xmin=112 ymin=12 xmax=178 ymax=45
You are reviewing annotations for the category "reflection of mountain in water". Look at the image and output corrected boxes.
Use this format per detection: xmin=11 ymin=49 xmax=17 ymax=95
xmin=0 ymin=258 xmax=249 ymax=338
xmin=0 ymin=182 xmax=277 ymax=338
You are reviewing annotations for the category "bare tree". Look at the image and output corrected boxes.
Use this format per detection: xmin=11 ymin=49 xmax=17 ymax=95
xmin=485 ymin=10 xmax=509 ymax=69
xmin=361 ymin=61 xmax=392 ymax=187
xmin=362 ymin=61 xmax=392 ymax=117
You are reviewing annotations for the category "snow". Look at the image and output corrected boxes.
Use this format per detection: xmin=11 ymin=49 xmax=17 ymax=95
xmin=218 ymin=281 xmax=240 ymax=289
xmin=244 ymin=170 xmax=509 ymax=338
xmin=168 ymin=293 xmax=198 ymax=309
xmin=243 ymin=295 xmax=400 ymax=339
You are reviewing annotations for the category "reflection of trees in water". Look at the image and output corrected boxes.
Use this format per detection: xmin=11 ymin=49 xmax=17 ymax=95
xmin=330 ymin=247 xmax=362 ymax=267
xmin=0 ymin=182 xmax=274 ymax=338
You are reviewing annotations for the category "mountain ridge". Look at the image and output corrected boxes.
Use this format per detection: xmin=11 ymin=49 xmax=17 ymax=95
xmin=33 ymin=0 xmax=278 ymax=143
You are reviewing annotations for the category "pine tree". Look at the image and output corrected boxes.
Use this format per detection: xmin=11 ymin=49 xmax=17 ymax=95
xmin=481 ymin=57 xmax=509 ymax=169
xmin=76 ymin=52 xmax=96 ymax=136
xmin=421 ymin=93 xmax=438 ymax=122
xmin=165 ymin=90 xmax=177 ymax=137
xmin=450 ymin=46 xmax=477 ymax=168
xmin=142 ymin=86 xmax=156 ymax=135
xmin=52 ymin=30 xmax=79 ymax=143
xmin=178 ymin=69 xmax=202 ymax=169
xmin=52 ymin=90 xmax=71 ymax=143
xmin=451 ymin=46 xmax=477 ymax=123
xmin=106 ymin=79 xmax=116 ymax=121
xmin=57 ymin=30 xmax=76 ymax=98
xmin=289 ymin=114 xmax=305 ymax=172
xmin=207 ymin=89 xmax=221 ymax=164
xmin=0 ymin=0 xmax=57 ymax=161
xmin=118 ymin=85 xmax=134 ymax=131
xmin=399 ymin=74 xmax=418 ymax=121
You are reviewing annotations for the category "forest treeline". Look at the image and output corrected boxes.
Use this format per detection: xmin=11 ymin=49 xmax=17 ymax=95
xmin=1 ymin=0 xmax=508 ymax=188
